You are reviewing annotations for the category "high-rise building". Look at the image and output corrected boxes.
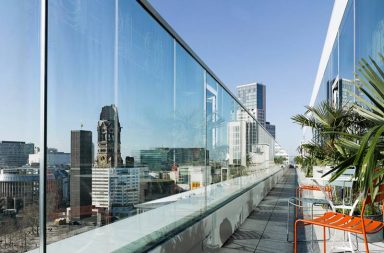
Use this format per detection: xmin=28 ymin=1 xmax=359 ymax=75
xmin=256 ymin=83 xmax=266 ymax=127
xmin=236 ymin=83 xmax=257 ymax=120
xmin=329 ymin=78 xmax=354 ymax=109
xmin=227 ymin=121 xmax=258 ymax=166
xmin=0 ymin=141 xmax=34 ymax=168
xmin=125 ymin=156 xmax=134 ymax=168
xmin=96 ymin=105 xmax=123 ymax=168
xmin=92 ymin=167 xmax=140 ymax=210
xmin=266 ymin=122 xmax=276 ymax=139
xmin=70 ymin=130 xmax=92 ymax=220
xmin=236 ymin=83 xmax=266 ymax=126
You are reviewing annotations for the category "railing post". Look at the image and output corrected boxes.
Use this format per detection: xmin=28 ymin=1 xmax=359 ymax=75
xmin=39 ymin=0 xmax=48 ymax=252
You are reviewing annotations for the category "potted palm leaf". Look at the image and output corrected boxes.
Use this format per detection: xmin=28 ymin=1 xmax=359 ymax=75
xmin=322 ymin=54 xmax=384 ymax=242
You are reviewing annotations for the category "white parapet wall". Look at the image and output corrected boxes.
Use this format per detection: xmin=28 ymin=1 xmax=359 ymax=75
xmin=147 ymin=166 xmax=288 ymax=253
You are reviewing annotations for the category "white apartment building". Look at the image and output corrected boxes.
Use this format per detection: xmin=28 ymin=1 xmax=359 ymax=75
xmin=92 ymin=167 xmax=141 ymax=209
xmin=227 ymin=121 xmax=247 ymax=167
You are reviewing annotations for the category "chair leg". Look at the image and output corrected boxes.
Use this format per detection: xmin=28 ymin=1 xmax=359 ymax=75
xmin=323 ymin=226 xmax=326 ymax=253
xmin=286 ymin=200 xmax=290 ymax=241
xmin=363 ymin=233 xmax=369 ymax=253
xmin=348 ymin=232 xmax=355 ymax=253
xmin=294 ymin=220 xmax=299 ymax=253
xmin=296 ymin=188 xmax=299 ymax=219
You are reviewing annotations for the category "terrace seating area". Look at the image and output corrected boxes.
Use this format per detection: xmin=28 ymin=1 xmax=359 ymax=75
xmin=220 ymin=168 xmax=384 ymax=253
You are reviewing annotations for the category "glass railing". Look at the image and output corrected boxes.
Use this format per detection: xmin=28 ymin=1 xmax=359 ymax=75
xmin=0 ymin=0 xmax=278 ymax=252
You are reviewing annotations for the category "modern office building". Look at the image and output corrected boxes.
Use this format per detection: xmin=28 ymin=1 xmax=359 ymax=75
xmin=257 ymin=83 xmax=266 ymax=126
xmin=328 ymin=78 xmax=355 ymax=109
xmin=266 ymin=122 xmax=276 ymax=139
xmin=0 ymin=141 xmax=34 ymax=168
xmin=309 ymin=0 xmax=384 ymax=122
xmin=236 ymin=82 xmax=266 ymax=126
xmin=237 ymin=83 xmax=257 ymax=118
xmin=235 ymin=83 xmax=273 ymax=164
xmin=70 ymin=130 xmax=93 ymax=220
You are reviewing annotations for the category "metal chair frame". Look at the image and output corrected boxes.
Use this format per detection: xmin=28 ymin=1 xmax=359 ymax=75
xmin=294 ymin=185 xmax=384 ymax=253
xmin=288 ymin=168 xmax=356 ymax=251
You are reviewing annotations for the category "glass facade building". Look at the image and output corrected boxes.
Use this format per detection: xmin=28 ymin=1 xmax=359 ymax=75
xmin=310 ymin=0 xmax=384 ymax=109
xmin=0 ymin=0 xmax=277 ymax=252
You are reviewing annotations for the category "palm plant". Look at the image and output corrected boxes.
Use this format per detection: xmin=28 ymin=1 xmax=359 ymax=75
xmin=294 ymin=155 xmax=303 ymax=165
xmin=324 ymin=53 xmax=384 ymax=198
xmin=292 ymin=101 xmax=357 ymax=165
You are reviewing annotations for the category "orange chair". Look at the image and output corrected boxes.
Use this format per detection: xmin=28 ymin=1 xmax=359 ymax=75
xmin=296 ymin=184 xmax=333 ymax=200
xmin=295 ymin=184 xmax=333 ymax=218
xmin=294 ymin=185 xmax=384 ymax=253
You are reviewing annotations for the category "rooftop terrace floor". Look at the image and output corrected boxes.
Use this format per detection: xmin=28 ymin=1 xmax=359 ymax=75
xmin=219 ymin=168 xmax=384 ymax=253
xmin=219 ymin=168 xmax=301 ymax=253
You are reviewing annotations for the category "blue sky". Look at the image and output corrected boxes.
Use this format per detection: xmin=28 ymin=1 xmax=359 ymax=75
xmin=0 ymin=1 xmax=40 ymax=145
xmin=149 ymin=0 xmax=334 ymax=156
xmin=0 ymin=0 xmax=334 ymax=159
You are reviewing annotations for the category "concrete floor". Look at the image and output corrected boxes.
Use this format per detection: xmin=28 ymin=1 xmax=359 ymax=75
xmin=219 ymin=168 xmax=305 ymax=253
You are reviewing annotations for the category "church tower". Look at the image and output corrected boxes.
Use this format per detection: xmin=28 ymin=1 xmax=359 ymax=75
xmin=95 ymin=105 xmax=123 ymax=167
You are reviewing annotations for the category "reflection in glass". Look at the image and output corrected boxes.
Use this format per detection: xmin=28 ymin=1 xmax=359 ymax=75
xmin=0 ymin=0 xmax=278 ymax=251
xmin=48 ymin=0 xmax=117 ymax=246
xmin=356 ymin=0 xmax=384 ymax=69
xmin=0 ymin=1 xmax=41 ymax=252
xmin=338 ymin=1 xmax=354 ymax=108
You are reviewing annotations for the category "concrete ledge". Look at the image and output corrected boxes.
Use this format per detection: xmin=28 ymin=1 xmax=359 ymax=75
xmin=28 ymin=167 xmax=286 ymax=253
xmin=148 ymin=167 xmax=288 ymax=253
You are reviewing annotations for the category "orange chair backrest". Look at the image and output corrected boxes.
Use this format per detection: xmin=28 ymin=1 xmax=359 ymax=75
xmin=361 ymin=183 xmax=384 ymax=220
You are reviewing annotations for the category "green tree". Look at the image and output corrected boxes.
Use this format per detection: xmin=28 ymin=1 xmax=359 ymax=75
xmin=274 ymin=156 xmax=287 ymax=164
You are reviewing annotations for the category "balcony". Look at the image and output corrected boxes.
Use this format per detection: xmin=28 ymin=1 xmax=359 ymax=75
xmin=2 ymin=0 xmax=384 ymax=252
